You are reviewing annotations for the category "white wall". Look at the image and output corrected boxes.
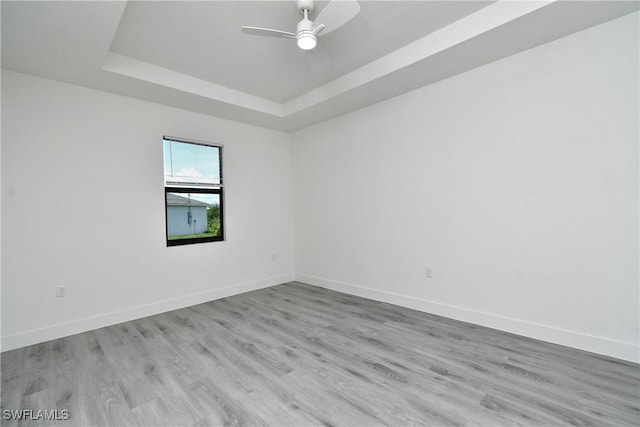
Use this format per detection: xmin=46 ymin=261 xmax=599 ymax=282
xmin=1 ymin=71 xmax=294 ymax=350
xmin=292 ymin=13 xmax=639 ymax=362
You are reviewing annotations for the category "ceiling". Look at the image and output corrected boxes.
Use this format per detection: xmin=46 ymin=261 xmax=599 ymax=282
xmin=110 ymin=1 xmax=493 ymax=103
xmin=2 ymin=1 xmax=638 ymax=132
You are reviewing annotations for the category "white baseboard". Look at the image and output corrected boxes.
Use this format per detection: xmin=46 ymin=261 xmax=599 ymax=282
xmin=295 ymin=273 xmax=639 ymax=364
xmin=1 ymin=273 xmax=294 ymax=352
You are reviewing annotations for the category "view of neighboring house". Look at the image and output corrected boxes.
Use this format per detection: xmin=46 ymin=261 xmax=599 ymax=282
xmin=166 ymin=193 xmax=209 ymax=237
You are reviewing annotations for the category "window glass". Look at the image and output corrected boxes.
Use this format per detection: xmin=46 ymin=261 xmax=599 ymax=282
xmin=163 ymin=137 xmax=224 ymax=246
xmin=163 ymin=138 xmax=221 ymax=186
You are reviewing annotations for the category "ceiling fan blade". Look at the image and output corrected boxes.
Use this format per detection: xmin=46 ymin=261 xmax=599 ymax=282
xmin=241 ymin=26 xmax=296 ymax=39
xmin=314 ymin=0 xmax=360 ymax=36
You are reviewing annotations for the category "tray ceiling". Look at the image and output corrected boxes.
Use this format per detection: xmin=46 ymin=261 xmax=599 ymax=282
xmin=2 ymin=1 xmax=638 ymax=131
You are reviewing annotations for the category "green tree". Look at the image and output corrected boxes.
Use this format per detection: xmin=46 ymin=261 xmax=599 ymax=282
xmin=207 ymin=204 xmax=221 ymax=236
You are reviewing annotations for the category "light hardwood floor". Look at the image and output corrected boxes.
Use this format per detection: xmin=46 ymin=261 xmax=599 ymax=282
xmin=1 ymin=282 xmax=639 ymax=426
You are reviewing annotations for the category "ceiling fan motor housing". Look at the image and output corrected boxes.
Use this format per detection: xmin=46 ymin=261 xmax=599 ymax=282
xmin=296 ymin=17 xmax=316 ymax=50
xmin=297 ymin=17 xmax=313 ymax=33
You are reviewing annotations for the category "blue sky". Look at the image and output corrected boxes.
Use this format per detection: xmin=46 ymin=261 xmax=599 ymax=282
xmin=164 ymin=139 xmax=221 ymax=205
xmin=163 ymin=139 xmax=220 ymax=185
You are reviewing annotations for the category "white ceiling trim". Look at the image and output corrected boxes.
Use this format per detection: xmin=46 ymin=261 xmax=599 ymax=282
xmin=283 ymin=0 xmax=555 ymax=115
xmin=101 ymin=0 xmax=556 ymax=120
xmin=102 ymin=52 xmax=286 ymax=117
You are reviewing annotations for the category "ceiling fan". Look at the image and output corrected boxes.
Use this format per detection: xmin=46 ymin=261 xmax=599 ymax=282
xmin=241 ymin=0 xmax=360 ymax=51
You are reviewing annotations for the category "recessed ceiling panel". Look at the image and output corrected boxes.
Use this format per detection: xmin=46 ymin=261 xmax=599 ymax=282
xmin=3 ymin=1 xmax=638 ymax=131
xmin=109 ymin=1 xmax=493 ymax=103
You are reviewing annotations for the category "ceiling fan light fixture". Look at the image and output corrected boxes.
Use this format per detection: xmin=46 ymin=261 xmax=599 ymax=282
xmin=241 ymin=0 xmax=360 ymax=52
xmin=297 ymin=32 xmax=317 ymax=50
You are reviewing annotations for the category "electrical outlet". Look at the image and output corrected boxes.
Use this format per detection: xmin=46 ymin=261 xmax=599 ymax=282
xmin=425 ymin=267 xmax=432 ymax=278
xmin=56 ymin=285 xmax=67 ymax=298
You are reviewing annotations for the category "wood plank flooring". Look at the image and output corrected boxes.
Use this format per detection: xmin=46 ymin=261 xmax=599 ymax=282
xmin=2 ymin=282 xmax=639 ymax=426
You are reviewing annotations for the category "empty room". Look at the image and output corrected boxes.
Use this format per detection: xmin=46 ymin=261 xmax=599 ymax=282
xmin=1 ymin=0 xmax=639 ymax=426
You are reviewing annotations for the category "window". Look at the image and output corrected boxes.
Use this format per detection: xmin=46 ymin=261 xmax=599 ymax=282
xmin=163 ymin=137 xmax=224 ymax=246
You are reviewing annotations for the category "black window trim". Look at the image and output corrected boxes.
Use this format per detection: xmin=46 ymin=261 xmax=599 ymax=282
xmin=163 ymin=136 xmax=224 ymax=247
